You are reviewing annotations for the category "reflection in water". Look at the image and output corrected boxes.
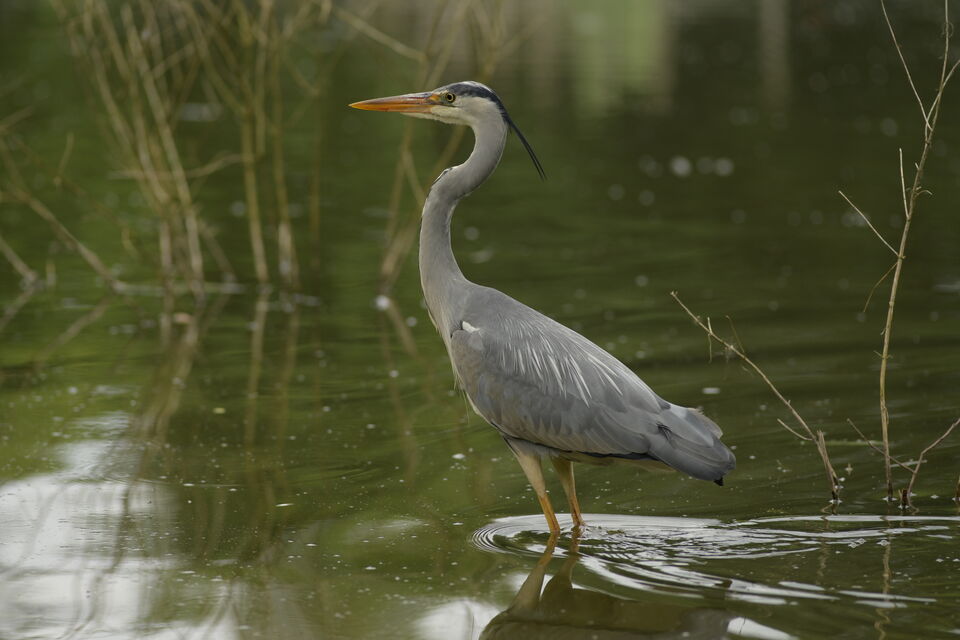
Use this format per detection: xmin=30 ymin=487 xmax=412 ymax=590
xmin=0 ymin=296 xmax=321 ymax=639
xmin=475 ymin=514 xmax=960 ymax=639
xmin=480 ymin=533 xmax=738 ymax=640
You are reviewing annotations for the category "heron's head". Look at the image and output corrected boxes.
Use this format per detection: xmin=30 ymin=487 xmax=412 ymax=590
xmin=350 ymin=81 xmax=545 ymax=179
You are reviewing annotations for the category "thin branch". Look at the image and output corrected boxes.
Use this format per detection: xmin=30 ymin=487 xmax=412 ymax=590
xmin=898 ymin=148 xmax=908 ymax=219
xmin=903 ymin=417 xmax=960 ymax=507
xmin=0 ymin=280 xmax=41 ymax=334
xmin=672 ymin=291 xmax=840 ymax=501
xmin=0 ymin=232 xmax=38 ymax=282
xmin=862 ymin=262 xmax=896 ymax=313
xmin=874 ymin=2 xmax=956 ymax=500
xmin=4 ymin=183 xmax=123 ymax=291
xmin=846 ymin=419 xmax=912 ymax=473
xmin=55 ymin=132 xmax=75 ymax=185
xmin=778 ymin=418 xmax=812 ymax=442
xmin=110 ymin=153 xmax=243 ymax=181
xmin=816 ymin=430 xmax=841 ymax=502
xmin=332 ymin=6 xmax=425 ymax=62
xmin=673 ymin=293 xmax=813 ymax=439
xmin=882 ymin=0 xmax=931 ymax=132
xmin=838 ymin=190 xmax=899 ymax=256
xmin=725 ymin=315 xmax=748 ymax=356
xmin=1 ymin=137 xmax=123 ymax=291
xmin=919 ymin=418 xmax=959 ymax=463
xmin=33 ymin=296 xmax=114 ymax=369
xmin=11 ymin=136 xmax=140 ymax=252
xmin=0 ymin=106 xmax=34 ymax=135
xmin=943 ymin=57 xmax=960 ymax=88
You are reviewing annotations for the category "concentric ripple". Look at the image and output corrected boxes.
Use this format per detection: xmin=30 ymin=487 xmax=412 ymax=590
xmin=474 ymin=513 xmax=960 ymax=608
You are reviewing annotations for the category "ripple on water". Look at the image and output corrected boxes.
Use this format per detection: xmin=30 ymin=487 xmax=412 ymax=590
xmin=473 ymin=513 xmax=960 ymax=608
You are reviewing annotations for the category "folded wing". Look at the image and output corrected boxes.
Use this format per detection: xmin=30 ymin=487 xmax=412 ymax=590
xmin=448 ymin=288 xmax=735 ymax=481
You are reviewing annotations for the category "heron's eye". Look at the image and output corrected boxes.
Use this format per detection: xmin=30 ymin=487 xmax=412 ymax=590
xmin=443 ymin=92 xmax=456 ymax=103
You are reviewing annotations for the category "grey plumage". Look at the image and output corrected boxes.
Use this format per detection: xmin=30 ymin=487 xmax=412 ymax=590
xmin=351 ymin=81 xmax=735 ymax=533
xmin=450 ymin=286 xmax=733 ymax=482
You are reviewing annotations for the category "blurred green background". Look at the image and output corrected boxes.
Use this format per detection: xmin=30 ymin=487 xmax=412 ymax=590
xmin=1 ymin=1 xmax=958 ymax=638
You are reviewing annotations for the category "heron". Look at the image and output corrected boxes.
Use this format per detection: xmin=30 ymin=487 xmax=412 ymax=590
xmin=350 ymin=81 xmax=735 ymax=535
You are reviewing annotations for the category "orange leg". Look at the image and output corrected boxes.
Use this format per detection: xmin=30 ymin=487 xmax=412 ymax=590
xmin=551 ymin=457 xmax=586 ymax=530
xmin=511 ymin=448 xmax=560 ymax=536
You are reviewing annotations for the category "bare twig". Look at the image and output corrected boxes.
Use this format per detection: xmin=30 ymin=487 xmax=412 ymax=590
xmin=268 ymin=11 xmax=299 ymax=290
xmin=54 ymin=132 xmax=75 ymax=186
xmin=873 ymin=1 xmax=956 ymax=499
xmin=672 ymin=291 xmax=840 ymax=501
xmin=881 ymin=0 xmax=930 ymax=132
xmin=846 ymin=419 xmax=912 ymax=473
xmin=0 ymin=107 xmax=34 ymax=135
xmin=0 ymin=232 xmax=38 ymax=283
xmin=33 ymin=296 xmax=114 ymax=369
xmin=777 ymin=418 xmax=812 ymax=442
xmin=816 ymin=430 xmax=841 ymax=502
xmin=0 ymin=139 xmax=122 ymax=291
xmin=902 ymin=417 xmax=960 ymax=508
xmin=862 ymin=262 xmax=896 ymax=313
xmin=332 ymin=5 xmax=425 ymax=62
xmin=838 ymin=190 xmax=898 ymax=257
xmin=0 ymin=280 xmax=41 ymax=334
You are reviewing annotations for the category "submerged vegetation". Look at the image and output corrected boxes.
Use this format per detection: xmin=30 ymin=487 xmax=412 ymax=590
xmin=3 ymin=1 xmax=509 ymax=298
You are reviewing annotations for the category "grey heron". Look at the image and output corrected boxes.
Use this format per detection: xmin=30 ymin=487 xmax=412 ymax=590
xmin=350 ymin=81 xmax=735 ymax=535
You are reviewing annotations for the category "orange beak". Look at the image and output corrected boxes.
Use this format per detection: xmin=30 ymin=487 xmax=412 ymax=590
xmin=349 ymin=91 xmax=439 ymax=113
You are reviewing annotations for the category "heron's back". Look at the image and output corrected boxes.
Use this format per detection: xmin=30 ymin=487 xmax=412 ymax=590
xmin=446 ymin=286 xmax=735 ymax=482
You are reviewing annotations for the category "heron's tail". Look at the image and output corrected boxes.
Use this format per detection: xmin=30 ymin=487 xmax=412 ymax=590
xmin=647 ymin=404 xmax=736 ymax=483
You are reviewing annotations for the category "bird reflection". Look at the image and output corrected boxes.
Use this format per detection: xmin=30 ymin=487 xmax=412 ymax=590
xmin=481 ymin=533 xmax=734 ymax=639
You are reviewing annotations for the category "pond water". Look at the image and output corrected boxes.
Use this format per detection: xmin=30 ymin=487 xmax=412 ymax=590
xmin=1 ymin=1 xmax=959 ymax=639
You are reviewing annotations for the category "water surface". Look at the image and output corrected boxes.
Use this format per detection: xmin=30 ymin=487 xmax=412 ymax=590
xmin=2 ymin=2 xmax=959 ymax=638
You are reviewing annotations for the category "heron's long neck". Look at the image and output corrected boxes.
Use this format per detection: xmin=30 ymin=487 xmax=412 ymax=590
xmin=419 ymin=118 xmax=507 ymax=335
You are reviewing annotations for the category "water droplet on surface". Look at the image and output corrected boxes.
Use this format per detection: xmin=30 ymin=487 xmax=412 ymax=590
xmin=669 ymin=156 xmax=692 ymax=177
xmin=715 ymin=157 xmax=734 ymax=176
xmin=880 ymin=117 xmax=898 ymax=137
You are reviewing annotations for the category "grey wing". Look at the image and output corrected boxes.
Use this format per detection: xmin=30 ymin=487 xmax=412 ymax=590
xmin=448 ymin=290 xmax=735 ymax=481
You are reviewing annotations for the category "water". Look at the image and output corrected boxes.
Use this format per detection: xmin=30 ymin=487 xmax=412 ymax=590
xmin=2 ymin=1 xmax=960 ymax=638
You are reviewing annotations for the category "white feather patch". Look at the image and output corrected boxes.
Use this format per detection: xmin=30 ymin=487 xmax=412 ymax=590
xmin=461 ymin=320 xmax=480 ymax=333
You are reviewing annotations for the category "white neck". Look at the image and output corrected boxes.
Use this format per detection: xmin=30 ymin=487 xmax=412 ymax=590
xmin=418 ymin=112 xmax=508 ymax=336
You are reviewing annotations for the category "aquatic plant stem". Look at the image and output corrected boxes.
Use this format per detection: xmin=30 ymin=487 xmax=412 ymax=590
xmin=873 ymin=0 xmax=959 ymax=500
xmin=240 ymin=108 xmax=269 ymax=285
xmin=902 ymin=418 xmax=960 ymax=509
xmin=671 ymin=292 xmax=840 ymax=502
xmin=269 ymin=15 xmax=300 ymax=291
xmin=0 ymin=153 xmax=122 ymax=291
xmin=0 ymin=232 xmax=37 ymax=283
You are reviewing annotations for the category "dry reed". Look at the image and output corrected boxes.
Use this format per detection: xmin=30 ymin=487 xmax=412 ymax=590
xmin=674 ymin=1 xmax=959 ymax=507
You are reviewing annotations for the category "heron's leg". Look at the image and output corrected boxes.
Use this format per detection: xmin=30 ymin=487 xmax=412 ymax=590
xmin=551 ymin=457 xmax=586 ymax=529
xmin=510 ymin=448 xmax=560 ymax=536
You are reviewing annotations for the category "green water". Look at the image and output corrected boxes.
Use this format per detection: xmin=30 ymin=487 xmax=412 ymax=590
xmin=2 ymin=2 xmax=959 ymax=638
